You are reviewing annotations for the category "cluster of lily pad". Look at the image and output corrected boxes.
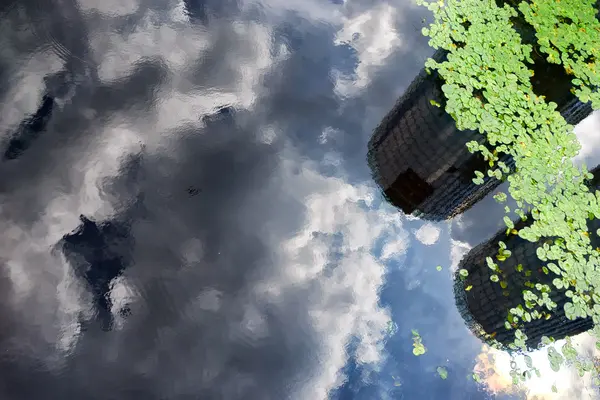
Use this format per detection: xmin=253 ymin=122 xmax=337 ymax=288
xmin=518 ymin=0 xmax=600 ymax=108
xmin=416 ymin=0 xmax=600 ymax=386
xmin=412 ymin=329 xmax=427 ymax=356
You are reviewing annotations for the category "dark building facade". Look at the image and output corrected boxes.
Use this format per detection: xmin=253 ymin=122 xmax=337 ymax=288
xmin=183 ymin=0 xmax=240 ymax=24
xmin=367 ymin=49 xmax=593 ymax=221
xmin=454 ymin=168 xmax=600 ymax=350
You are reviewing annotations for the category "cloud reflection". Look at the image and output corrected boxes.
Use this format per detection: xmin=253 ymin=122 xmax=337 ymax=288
xmin=5 ymin=0 xmax=599 ymax=398
xmin=0 ymin=0 xmax=425 ymax=399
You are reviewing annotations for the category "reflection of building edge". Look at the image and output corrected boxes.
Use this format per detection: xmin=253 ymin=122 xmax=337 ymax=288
xmin=367 ymin=49 xmax=592 ymax=221
xmin=367 ymin=50 xmax=499 ymax=221
xmin=454 ymin=167 xmax=600 ymax=349
xmin=453 ymin=230 xmax=594 ymax=351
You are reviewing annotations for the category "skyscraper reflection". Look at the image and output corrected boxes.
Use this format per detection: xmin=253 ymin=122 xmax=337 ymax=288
xmin=368 ymin=49 xmax=592 ymax=220
xmin=454 ymin=166 xmax=600 ymax=350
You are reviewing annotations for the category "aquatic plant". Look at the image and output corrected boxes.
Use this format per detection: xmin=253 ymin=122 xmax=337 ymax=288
xmin=437 ymin=366 xmax=449 ymax=379
xmin=412 ymin=329 xmax=427 ymax=356
xmin=416 ymin=0 xmax=600 ymax=385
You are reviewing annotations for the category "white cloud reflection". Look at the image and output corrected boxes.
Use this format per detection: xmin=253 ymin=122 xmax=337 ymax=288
xmin=0 ymin=1 xmax=413 ymax=399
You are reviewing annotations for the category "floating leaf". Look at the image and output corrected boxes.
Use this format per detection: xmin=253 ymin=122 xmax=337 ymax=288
xmin=542 ymin=266 xmax=549 ymax=275
xmin=437 ymin=366 xmax=448 ymax=380
xmin=565 ymin=303 xmax=576 ymax=320
xmin=413 ymin=346 xmax=426 ymax=356
xmin=503 ymin=216 xmax=514 ymax=229
xmin=552 ymin=278 xmax=563 ymax=289
xmin=516 ymin=264 xmax=524 ymax=272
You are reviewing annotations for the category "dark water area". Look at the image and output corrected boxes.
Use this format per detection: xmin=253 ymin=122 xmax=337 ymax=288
xmin=0 ymin=0 xmax=599 ymax=399
xmin=4 ymin=94 xmax=55 ymax=160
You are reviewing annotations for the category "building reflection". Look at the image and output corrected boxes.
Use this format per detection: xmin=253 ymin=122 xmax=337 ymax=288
xmin=454 ymin=166 xmax=600 ymax=350
xmin=182 ymin=0 xmax=239 ymax=24
xmin=367 ymin=49 xmax=592 ymax=221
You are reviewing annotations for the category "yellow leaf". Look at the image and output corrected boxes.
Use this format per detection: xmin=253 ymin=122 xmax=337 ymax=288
xmin=465 ymin=285 xmax=473 ymax=291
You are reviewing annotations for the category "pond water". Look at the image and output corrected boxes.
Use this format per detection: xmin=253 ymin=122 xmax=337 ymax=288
xmin=1 ymin=1 xmax=600 ymax=399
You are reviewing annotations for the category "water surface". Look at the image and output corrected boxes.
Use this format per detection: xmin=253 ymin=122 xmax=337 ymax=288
xmin=1 ymin=1 xmax=600 ymax=399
